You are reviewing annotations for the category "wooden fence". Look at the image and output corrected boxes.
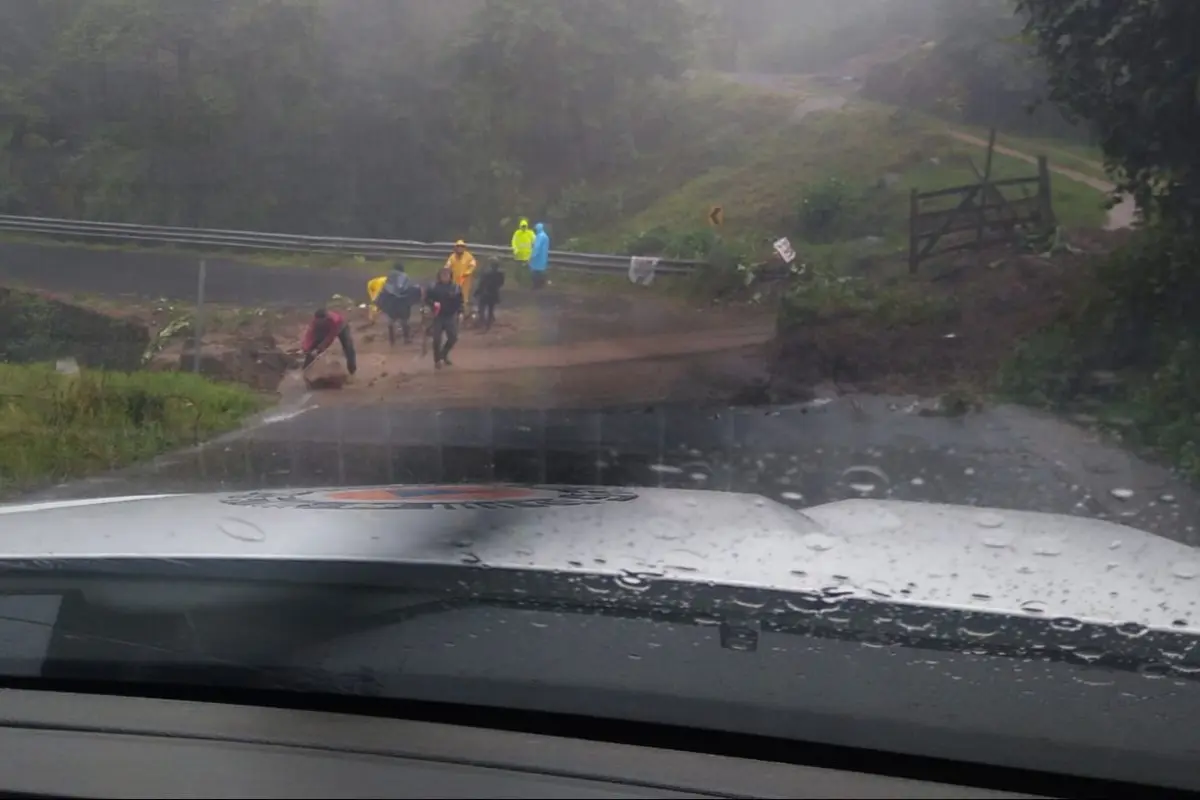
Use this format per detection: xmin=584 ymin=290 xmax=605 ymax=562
xmin=908 ymin=129 xmax=1056 ymax=273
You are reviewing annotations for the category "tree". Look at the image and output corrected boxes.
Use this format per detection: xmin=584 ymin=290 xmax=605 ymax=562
xmin=1017 ymin=0 xmax=1200 ymax=225
xmin=451 ymin=0 xmax=691 ymax=219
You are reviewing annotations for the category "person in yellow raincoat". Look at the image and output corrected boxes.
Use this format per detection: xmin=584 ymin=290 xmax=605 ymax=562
xmin=445 ymin=239 xmax=478 ymax=310
xmin=510 ymin=218 xmax=534 ymax=269
xmin=365 ymin=275 xmax=388 ymax=324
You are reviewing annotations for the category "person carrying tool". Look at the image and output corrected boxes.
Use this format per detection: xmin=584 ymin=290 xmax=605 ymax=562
xmin=528 ymin=222 xmax=550 ymax=289
xmin=366 ymin=274 xmax=388 ymax=324
xmin=510 ymin=218 xmax=534 ymax=271
xmin=445 ymin=239 xmax=478 ymax=311
xmin=375 ymin=261 xmax=422 ymax=345
xmin=424 ymin=265 xmax=464 ymax=369
xmin=475 ymin=258 xmax=506 ymax=332
xmin=301 ymin=308 xmax=357 ymax=374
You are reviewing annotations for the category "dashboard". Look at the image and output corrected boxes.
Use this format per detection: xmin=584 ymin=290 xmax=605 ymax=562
xmin=0 ymin=690 xmax=1030 ymax=798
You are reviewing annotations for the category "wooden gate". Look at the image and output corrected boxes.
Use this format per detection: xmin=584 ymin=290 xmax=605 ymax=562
xmin=908 ymin=129 xmax=1056 ymax=273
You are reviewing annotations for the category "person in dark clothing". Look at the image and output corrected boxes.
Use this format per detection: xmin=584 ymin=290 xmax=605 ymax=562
xmin=301 ymin=308 xmax=357 ymax=374
xmin=424 ymin=266 xmax=463 ymax=369
xmin=475 ymin=258 xmax=506 ymax=332
xmin=376 ymin=261 xmax=422 ymax=345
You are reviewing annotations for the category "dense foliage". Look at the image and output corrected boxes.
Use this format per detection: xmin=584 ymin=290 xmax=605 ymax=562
xmin=857 ymin=0 xmax=1088 ymax=141
xmin=1017 ymin=0 xmax=1200 ymax=225
xmin=1003 ymin=0 xmax=1200 ymax=477
xmin=0 ymin=0 xmax=694 ymax=239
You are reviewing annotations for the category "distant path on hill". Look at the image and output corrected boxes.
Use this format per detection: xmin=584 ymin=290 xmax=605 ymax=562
xmin=721 ymin=71 xmax=1135 ymax=230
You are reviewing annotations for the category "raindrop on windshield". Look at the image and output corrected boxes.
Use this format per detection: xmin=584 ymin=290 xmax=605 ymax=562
xmin=1020 ymin=600 xmax=1048 ymax=614
xmin=219 ymin=518 xmax=266 ymax=543
xmin=841 ymin=465 xmax=890 ymax=495
xmin=1110 ymin=488 xmax=1134 ymax=500
xmin=975 ymin=512 xmax=1006 ymax=529
xmin=1170 ymin=561 xmax=1200 ymax=580
xmin=803 ymin=532 xmax=837 ymax=552
xmin=1050 ymin=617 xmax=1084 ymax=632
xmin=781 ymin=491 xmax=803 ymax=502
xmin=1138 ymin=662 xmax=1172 ymax=679
xmin=959 ymin=619 xmax=1000 ymax=639
xmin=650 ymin=464 xmax=683 ymax=475
xmin=615 ymin=571 xmax=654 ymax=592
xmin=1116 ymin=621 xmax=1149 ymax=638
xmin=981 ymin=532 xmax=1014 ymax=548
xmin=862 ymin=580 xmax=893 ymax=598
xmin=1031 ymin=538 xmax=1063 ymax=556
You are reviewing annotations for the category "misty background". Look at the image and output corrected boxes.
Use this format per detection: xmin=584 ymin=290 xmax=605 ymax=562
xmin=0 ymin=0 xmax=1084 ymax=241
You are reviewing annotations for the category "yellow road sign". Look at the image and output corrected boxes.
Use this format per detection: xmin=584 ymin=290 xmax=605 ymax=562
xmin=708 ymin=206 xmax=724 ymax=226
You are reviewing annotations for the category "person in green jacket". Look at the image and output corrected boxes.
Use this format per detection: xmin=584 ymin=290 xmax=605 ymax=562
xmin=511 ymin=218 xmax=535 ymax=270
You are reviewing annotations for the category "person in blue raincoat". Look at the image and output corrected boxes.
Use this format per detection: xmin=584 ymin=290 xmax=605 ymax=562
xmin=528 ymin=222 xmax=550 ymax=289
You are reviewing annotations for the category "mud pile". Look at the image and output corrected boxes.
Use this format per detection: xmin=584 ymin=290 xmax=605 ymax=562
xmin=0 ymin=287 xmax=150 ymax=371
xmin=767 ymin=240 xmax=1106 ymax=399
xmin=170 ymin=334 xmax=294 ymax=392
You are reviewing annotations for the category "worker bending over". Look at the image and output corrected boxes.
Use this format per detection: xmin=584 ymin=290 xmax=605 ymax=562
xmin=301 ymin=308 xmax=357 ymax=374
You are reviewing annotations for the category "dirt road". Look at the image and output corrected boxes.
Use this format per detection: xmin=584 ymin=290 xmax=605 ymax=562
xmin=286 ymin=314 xmax=774 ymax=409
xmin=942 ymin=130 xmax=1135 ymax=230
xmin=721 ymin=72 xmax=1135 ymax=230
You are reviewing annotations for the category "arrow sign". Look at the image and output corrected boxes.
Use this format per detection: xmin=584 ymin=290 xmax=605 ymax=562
xmin=708 ymin=206 xmax=724 ymax=226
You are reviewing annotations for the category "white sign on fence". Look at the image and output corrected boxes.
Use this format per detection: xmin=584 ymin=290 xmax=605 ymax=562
xmin=773 ymin=237 xmax=797 ymax=264
xmin=628 ymin=256 xmax=659 ymax=286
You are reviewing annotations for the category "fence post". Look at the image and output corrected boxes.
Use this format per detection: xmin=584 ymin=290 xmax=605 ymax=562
xmin=192 ymin=258 xmax=206 ymax=374
xmin=908 ymin=188 xmax=920 ymax=274
xmin=976 ymin=127 xmax=997 ymax=249
xmin=1036 ymin=155 xmax=1056 ymax=230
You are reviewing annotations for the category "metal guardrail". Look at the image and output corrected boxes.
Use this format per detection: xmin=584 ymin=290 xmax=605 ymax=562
xmin=0 ymin=214 xmax=704 ymax=275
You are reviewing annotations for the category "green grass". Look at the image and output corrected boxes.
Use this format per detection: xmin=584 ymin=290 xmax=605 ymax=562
xmin=0 ymin=365 xmax=266 ymax=493
xmin=594 ymin=104 xmax=1107 ymax=255
xmin=780 ymin=262 xmax=958 ymax=330
xmin=921 ymin=114 xmax=1110 ymax=184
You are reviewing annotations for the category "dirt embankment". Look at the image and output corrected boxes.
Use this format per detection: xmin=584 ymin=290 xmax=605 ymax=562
xmin=0 ymin=287 xmax=150 ymax=370
xmin=767 ymin=231 xmax=1124 ymax=400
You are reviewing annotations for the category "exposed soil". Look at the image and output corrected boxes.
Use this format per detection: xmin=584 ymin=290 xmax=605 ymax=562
xmin=0 ymin=286 xmax=150 ymax=371
xmin=62 ymin=282 xmax=777 ymax=408
xmin=769 ymin=232 xmax=1122 ymax=399
xmin=285 ymin=344 xmax=770 ymax=411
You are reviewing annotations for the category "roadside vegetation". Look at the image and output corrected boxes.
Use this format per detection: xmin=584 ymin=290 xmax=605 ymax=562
xmin=0 ymin=365 xmax=264 ymax=494
xmin=989 ymin=1 xmax=1200 ymax=479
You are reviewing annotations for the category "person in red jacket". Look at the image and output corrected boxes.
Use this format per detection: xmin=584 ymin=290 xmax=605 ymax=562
xmin=301 ymin=308 xmax=357 ymax=374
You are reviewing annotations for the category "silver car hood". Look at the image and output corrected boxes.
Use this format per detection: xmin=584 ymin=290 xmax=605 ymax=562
xmin=1 ymin=484 xmax=1196 ymax=632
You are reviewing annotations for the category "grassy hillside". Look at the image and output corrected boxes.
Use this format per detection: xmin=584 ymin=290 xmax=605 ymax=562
xmin=576 ymin=102 xmax=1108 ymax=260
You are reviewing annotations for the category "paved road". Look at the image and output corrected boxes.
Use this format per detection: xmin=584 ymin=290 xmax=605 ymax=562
xmin=0 ymin=241 xmax=583 ymax=312
xmin=24 ymin=395 xmax=1200 ymax=547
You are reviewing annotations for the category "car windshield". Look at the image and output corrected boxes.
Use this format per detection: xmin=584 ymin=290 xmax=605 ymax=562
xmin=1 ymin=0 xmax=1198 ymax=793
